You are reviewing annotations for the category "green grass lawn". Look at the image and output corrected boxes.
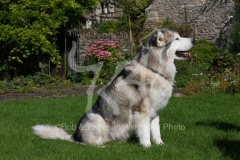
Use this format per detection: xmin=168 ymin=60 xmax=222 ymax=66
xmin=0 ymin=94 xmax=240 ymax=160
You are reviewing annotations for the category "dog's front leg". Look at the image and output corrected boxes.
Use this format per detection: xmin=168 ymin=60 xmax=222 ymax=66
xmin=151 ymin=116 xmax=164 ymax=145
xmin=134 ymin=99 xmax=151 ymax=147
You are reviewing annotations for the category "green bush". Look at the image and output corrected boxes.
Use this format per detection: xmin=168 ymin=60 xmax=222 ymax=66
xmin=229 ymin=22 xmax=240 ymax=54
xmin=0 ymin=72 xmax=69 ymax=93
xmin=174 ymin=39 xmax=219 ymax=89
xmin=207 ymin=69 xmax=240 ymax=93
xmin=0 ymin=0 xmax=97 ymax=79
xmin=174 ymin=61 xmax=208 ymax=89
xmin=177 ymin=64 xmax=240 ymax=95
xmin=67 ymin=71 xmax=94 ymax=84
xmin=211 ymin=50 xmax=240 ymax=73
xmin=175 ymin=38 xmax=240 ymax=94
xmin=190 ymin=39 xmax=221 ymax=69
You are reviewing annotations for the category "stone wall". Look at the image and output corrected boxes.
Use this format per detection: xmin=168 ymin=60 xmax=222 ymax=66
xmin=144 ymin=0 xmax=235 ymax=48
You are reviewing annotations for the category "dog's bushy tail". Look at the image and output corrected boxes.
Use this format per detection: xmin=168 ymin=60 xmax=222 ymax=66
xmin=32 ymin=125 xmax=74 ymax=142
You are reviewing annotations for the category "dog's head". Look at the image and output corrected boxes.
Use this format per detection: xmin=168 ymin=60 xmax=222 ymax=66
xmin=145 ymin=28 xmax=194 ymax=60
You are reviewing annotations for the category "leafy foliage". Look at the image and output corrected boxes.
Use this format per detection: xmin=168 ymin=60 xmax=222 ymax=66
xmin=211 ymin=50 xmax=240 ymax=73
xmin=175 ymin=39 xmax=240 ymax=95
xmin=0 ymin=72 xmax=70 ymax=93
xmin=0 ymin=0 xmax=97 ymax=79
xmin=189 ymin=39 xmax=221 ymax=70
xmin=174 ymin=61 xmax=208 ymax=89
xmin=229 ymin=22 xmax=240 ymax=54
xmin=183 ymin=69 xmax=240 ymax=95
xmin=118 ymin=0 xmax=149 ymax=36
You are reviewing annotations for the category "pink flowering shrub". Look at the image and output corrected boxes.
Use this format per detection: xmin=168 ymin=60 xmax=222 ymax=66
xmin=86 ymin=40 xmax=121 ymax=60
xmin=83 ymin=40 xmax=124 ymax=84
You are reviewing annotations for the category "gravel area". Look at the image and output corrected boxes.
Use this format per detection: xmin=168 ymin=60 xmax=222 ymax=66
xmin=0 ymin=85 xmax=183 ymax=101
xmin=0 ymin=84 xmax=99 ymax=101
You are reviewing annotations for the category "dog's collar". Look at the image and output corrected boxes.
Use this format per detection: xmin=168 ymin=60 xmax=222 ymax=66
xmin=147 ymin=67 xmax=167 ymax=80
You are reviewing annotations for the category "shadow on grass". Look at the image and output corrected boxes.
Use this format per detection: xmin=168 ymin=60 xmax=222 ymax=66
xmin=196 ymin=121 xmax=240 ymax=159
xmin=196 ymin=121 xmax=240 ymax=132
xmin=214 ymin=140 xmax=240 ymax=160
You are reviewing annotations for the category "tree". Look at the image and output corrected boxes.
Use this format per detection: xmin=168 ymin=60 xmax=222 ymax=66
xmin=229 ymin=22 xmax=240 ymax=54
xmin=0 ymin=0 xmax=97 ymax=79
xmin=229 ymin=0 xmax=240 ymax=54
xmin=102 ymin=0 xmax=148 ymax=55
xmin=114 ymin=0 xmax=149 ymax=41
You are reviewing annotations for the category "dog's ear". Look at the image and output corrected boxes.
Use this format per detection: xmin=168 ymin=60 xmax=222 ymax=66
xmin=146 ymin=31 xmax=159 ymax=47
xmin=147 ymin=29 xmax=173 ymax=47
xmin=156 ymin=29 xmax=173 ymax=47
xmin=156 ymin=30 xmax=166 ymax=47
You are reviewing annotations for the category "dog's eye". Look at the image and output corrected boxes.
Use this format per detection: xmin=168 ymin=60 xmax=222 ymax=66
xmin=175 ymin=38 xmax=180 ymax=40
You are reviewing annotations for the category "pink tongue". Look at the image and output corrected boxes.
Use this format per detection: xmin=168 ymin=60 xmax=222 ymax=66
xmin=183 ymin=52 xmax=191 ymax=58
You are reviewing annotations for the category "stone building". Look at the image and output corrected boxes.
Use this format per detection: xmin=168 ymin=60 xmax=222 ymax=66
xmin=143 ymin=0 xmax=236 ymax=48
xmin=84 ymin=0 xmax=123 ymax=29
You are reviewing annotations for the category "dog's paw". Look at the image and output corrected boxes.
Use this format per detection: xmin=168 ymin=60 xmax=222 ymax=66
xmin=154 ymin=139 xmax=164 ymax=145
xmin=141 ymin=141 xmax=151 ymax=148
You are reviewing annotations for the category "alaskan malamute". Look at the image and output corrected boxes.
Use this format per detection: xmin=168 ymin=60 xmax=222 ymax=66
xmin=33 ymin=28 xmax=194 ymax=147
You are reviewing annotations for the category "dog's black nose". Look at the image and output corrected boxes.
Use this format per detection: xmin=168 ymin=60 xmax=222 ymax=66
xmin=192 ymin=39 xmax=196 ymax=45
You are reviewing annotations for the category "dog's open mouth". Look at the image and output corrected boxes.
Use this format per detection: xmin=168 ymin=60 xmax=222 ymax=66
xmin=176 ymin=51 xmax=191 ymax=59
